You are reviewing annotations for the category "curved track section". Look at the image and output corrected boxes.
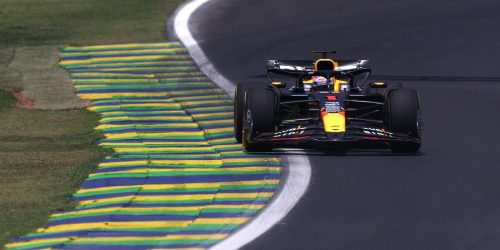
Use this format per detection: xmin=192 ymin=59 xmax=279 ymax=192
xmin=172 ymin=2 xmax=313 ymax=249
xmin=190 ymin=0 xmax=500 ymax=249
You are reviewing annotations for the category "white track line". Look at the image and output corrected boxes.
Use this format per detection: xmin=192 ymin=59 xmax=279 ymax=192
xmin=172 ymin=0 xmax=235 ymax=98
xmin=211 ymin=154 xmax=311 ymax=250
xmin=172 ymin=1 xmax=313 ymax=249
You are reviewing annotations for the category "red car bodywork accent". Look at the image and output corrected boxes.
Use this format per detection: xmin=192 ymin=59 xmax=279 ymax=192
xmin=326 ymin=95 xmax=337 ymax=101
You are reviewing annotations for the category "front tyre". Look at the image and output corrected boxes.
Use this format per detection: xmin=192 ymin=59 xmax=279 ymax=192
xmin=242 ymin=88 xmax=277 ymax=152
xmin=386 ymin=88 xmax=422 ymax=153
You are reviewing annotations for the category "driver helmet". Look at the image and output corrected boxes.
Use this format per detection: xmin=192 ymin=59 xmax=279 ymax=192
xmin=312 ymin=76 xmax=332 ymax=91
xmin=312 ymin=76 xmax=328 ymax=86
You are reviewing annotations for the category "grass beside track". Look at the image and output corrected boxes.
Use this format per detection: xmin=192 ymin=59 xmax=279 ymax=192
xmin=0 ymin=0 xmax=184 ymax=47
xmin=0 ymin=91 xmax=110 ymax=245
xmin=0 ymin=0 xmax=183 ymax=245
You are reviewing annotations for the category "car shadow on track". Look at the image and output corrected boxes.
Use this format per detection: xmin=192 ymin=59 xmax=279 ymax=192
xmin=248 ymin=148 xmax=425 ymax=157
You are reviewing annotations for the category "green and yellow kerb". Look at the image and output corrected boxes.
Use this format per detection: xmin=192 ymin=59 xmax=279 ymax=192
xmin=6 ymin=42 xmax=281 ymax=250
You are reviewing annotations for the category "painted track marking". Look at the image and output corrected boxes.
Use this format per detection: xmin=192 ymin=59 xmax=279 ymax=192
xmin=172 ymin=1 xmax=313 ymax=249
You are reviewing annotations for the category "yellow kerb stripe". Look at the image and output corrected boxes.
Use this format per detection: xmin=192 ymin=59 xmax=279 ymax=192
xmin=37 ymin=221 xmax=192 ymax=233
xmin=89 ymin=167 xmax=281 ymax=177
xmin=88 ymin=103 xmax=180 ymax=111
xmin=99 ymin=141 xmax=210 ymax=146
xmin=60 ymin=54 xmax=186 ymax=65
xmin=63 ymin=48 xmax=187 ymax=57
xmin=79 ymin=93 xmax=170 ymax=99
xmin=66 ymin=42 xmax=176 ymax=50
xmin=96 ymin=123 xmax=196 ymax=130
xmin=78 ymin=192 xmax=273 ymax=206
xmin=37 ymin=219 xmax=248 ymax=233
xmin=52 ymin=204 xmax=265 ymax=218
xmin=113 ymin=147 xmax=215 ymax=153
xmin=73 ymin=234 xmax=227 ymax=242
xmin=104 ymin=132 xmax=205 ymax=139
xmin=197 ymin=119 xmax=233 ymax=125
xmin=191 ymin=112 xmax=232 ymax=118
xmin=222 ymin=158 xmax=280 ymax=163
xmin=6 ymin=235 xmax=225 ymax=248
xmin=75 ymin=180 xmax=280 ymax=195
xmin=99 ymin=160 xmax=148 ymax=167
xmin=204 ymin=127 xmax=234 ymax=134
xmin=149 ymin=159 xmax=223 ymax=165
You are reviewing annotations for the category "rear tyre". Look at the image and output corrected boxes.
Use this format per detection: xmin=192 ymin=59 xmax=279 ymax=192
xmin=386 ymin=88 xmax=421 ymax=153
xmin=242 ymin=88 xmax=277 ymax=152
xmin=234 ymin=83 xmax=250 ymax=143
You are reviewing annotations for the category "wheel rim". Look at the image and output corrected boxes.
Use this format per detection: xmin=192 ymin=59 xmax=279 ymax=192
xmin=242 ymin=109 xmax=254 ymax=147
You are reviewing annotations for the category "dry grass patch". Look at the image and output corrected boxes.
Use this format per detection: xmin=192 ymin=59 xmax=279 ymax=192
xmin=0 ymin=91 xmax=110 ymax=245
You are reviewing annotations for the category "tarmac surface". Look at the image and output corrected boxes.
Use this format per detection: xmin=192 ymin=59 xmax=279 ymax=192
xmin=190 ymin=0 xmax=500 ymax=249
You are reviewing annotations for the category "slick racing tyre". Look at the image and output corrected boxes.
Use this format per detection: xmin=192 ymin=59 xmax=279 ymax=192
xmin=386 ymin=88 xmax=422 ymax=153
xmin=242 ymin=88 xmax=277 ymax=152
xmin=234 ymin=83 xmax=250 ymax=143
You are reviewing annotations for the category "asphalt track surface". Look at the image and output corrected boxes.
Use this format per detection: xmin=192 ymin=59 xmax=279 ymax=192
xmin=190 ymin=0 xmax=500 ymax=249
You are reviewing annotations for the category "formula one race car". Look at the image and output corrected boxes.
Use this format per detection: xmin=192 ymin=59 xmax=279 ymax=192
xmin=234 ymin=51 xmax=422 ymax=153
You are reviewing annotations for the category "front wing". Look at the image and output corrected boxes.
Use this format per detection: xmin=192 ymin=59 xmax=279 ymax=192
xmin=252 ymin=125 xmax=420 ymax=148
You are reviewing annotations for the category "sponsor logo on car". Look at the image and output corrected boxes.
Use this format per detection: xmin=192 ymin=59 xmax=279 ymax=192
xmin=324 ymin=101 xmax=341 ymax=113
xmin=273 ymin=127 xmax=305 ymax=138
xmin=362 ymin=127 xmax=393 ymax=137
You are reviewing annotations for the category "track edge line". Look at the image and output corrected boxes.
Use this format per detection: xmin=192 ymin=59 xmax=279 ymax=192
xmin=170 ymin=1 xmax=313 ymax=249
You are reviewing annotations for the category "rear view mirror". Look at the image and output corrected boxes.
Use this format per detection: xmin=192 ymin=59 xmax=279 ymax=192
xmin=271 ymin=81 xmax=286 ymax=88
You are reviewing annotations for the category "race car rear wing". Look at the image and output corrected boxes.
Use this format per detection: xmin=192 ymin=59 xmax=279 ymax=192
xmin=267 ymin=59 xmax=370 ymax=75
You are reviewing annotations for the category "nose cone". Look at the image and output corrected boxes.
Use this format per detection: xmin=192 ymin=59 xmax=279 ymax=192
xmin=321 ymin=111 xmax=346 ymax=133
xmin=327 ymin=132 xmax=345 ymax=141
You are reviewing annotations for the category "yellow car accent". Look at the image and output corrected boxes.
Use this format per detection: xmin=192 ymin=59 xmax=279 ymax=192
xmin=322 ymin=112 xmax=346 ymax=132
xmin=314 ymin=59 xmax=338 ymax=71
xmin=333 ymin=81 xmax=340 ymax=92
xmin=332 ymin=79 xmax=348 ymax=93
